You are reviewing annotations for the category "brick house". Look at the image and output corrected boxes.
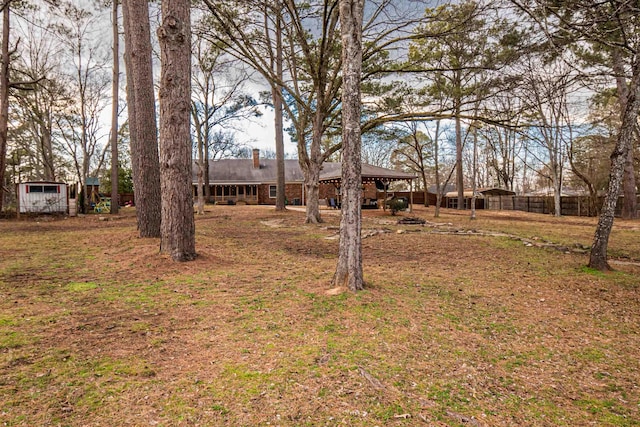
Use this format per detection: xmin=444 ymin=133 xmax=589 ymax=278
xmin=192 ymin=149 xmax=416 ymax=206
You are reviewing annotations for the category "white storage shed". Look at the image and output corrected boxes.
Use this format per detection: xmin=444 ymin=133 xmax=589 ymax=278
xmin=17 ymin=182 xmax=69 ymax=214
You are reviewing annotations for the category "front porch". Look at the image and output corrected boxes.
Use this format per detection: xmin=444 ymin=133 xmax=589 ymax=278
xmin=195 ymin=184 xmax=260 ymax=204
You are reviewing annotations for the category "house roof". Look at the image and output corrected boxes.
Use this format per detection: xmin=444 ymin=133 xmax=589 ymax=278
xmin=192 ymin=159 xmax=416 ymax=184
xmin=192 ymin=159 xmax=305 ymax=184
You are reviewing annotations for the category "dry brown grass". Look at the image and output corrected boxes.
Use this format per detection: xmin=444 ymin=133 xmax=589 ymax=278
xmin=0 ymin=205 xmax=639 ymax=426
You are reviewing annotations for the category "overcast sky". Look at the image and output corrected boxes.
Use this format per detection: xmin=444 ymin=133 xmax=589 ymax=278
xmin=237 ymin=103 xmax=298 ymax=157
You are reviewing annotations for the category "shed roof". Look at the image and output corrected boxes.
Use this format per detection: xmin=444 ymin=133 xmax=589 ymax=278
xmin=479 ymin=188 xmax=516 ymax=196
xmin=21 ymin=181 xmax=66 ymax=185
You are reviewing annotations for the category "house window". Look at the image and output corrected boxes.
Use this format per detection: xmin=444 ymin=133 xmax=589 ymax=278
xmin=269 ymin=185 xmax=277 ymax=198
xmin=43 ymin=185 xmax=58 ymax=193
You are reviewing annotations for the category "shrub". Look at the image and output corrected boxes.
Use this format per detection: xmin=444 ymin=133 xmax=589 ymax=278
xmin=387 ymin=198 xmax=407 ymax=215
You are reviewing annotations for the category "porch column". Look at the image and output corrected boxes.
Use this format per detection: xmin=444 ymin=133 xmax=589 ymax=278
xmin=383 ymin=179 xmax=388 ymax=212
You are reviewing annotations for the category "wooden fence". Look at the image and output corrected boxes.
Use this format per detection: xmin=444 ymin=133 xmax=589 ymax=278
xmin=485 ymin=195 xmax=640 ymax=217
xmin=393 ymin=191 xmax=437 ymax=206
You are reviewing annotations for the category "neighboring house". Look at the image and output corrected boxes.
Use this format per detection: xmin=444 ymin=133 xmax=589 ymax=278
xmin=192 ymin=149 xmax=417 ymax=206
xmin=16 ymin=181 xmax=68 ymax=214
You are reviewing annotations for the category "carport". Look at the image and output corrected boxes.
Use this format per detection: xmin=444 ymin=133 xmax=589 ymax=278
xmin=318 ymin=163 xmax=417 ymax=212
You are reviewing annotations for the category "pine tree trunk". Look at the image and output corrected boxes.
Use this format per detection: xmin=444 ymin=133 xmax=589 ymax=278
xmin=158 ymin=0 xmax=196 ymax=261
xmin=110 ymin=0 xmax=120 ymax=215
xmin=273 ymin=9 xmax=286 ymax=212
xmin=122 ymin=0 xmax=161 ymax=237
xmin=589 ymin=56 xmax=640 ymax=270
xmin=0 ymin=6 xmax=9 ymax=213
xmin=332 ymin=0 xmax=364 ymax=292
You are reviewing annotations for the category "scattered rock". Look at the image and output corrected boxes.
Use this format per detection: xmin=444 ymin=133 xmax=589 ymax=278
xmin=397 ymin=217 xmax=426 ymax=225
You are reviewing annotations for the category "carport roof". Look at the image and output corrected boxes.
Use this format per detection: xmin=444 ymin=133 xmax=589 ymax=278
xmin=318 ymin=163 xmax=416 ymax=184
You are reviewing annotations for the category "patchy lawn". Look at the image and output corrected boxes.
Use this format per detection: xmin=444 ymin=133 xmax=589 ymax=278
xmin=0 ymin=205 xmax=639 ymax=426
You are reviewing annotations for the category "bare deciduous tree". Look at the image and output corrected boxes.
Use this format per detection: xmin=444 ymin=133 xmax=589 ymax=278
xmin=53 ymin=3 xmax=111 ymax=213
xmin=190 ymin=31 xmax=261 ymax=212
xmin=519 ymin=58 xmax=578 ymax=217
xmin=510 ymin=0 xmax=640 ymax=269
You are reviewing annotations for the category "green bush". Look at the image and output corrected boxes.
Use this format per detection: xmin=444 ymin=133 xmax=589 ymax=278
xmin=387 ymin=198 xmax=407 ymax=215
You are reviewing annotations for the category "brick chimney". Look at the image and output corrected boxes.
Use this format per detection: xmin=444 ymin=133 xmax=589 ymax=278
xmin=252 ymin=148 xmax=260 ymax=169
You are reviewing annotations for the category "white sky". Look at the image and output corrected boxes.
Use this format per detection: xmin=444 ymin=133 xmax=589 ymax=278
xmin=235 ymin=105 xmax=298 ymax=157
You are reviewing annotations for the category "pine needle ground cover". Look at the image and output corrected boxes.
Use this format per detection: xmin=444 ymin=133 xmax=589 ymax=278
xmin=0 ymin=206 xmax=639 ymax=426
